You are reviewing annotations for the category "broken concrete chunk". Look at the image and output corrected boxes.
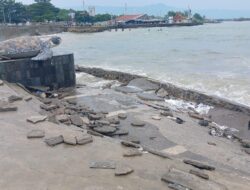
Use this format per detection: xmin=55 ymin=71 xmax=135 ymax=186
xmin=70 ymin=115 xmax=84 ymax=127
xmin=161 ymin=110 xmax=173 ymax=117
xmin=152 ymin=115 xmax=161 ymax=120
xmin=121 ymin=141 xmax=141 ymax=149
xmin=123 ymin=149 xmax=143 ymax=157
xmin=27 ymin=130 xmax=45 ymax=139
xmin=188 ymin=112 xmax=204 ymax=120
xmin=81 ymin=117 xmax=90 ymax=125
xmin=115 ymin=164 xmax=134 ymax=176
xmin=40 ymin=104 xmax=57 ymax=111
xmin=88 ymin=114 xmax=102 ymax=120
xmin=89 ymin=161 xmax=116 ymax=169
xmin=76 ymin=134 xmax=93 ymax=145
xmin=137 ymin=93 xmax=164 ymax=101
xmin=24 ymin=96 xmax=32 ymax=102
xmin=56 ymin=114 xmax=69 ymax=123
xmin=131 ymin=120 xmax=145 ymax=127
xmin=44 ymin=136 xmax=64 ymax=147
xmin=0 ymin=105 xmax=18 ymax=112
xmin=0 ymin=80 xmax=3 ymax=86
xmin=27 ymin=115 xmax=47 ymax=124
xmin=183 ymin=159 xmax=215 ymax=171
xmin=63 ymin=135 xmax=77 ymax=145
xmin=93 ymin=126 xmax=117 ymax=135
xmin=189 ymin=169 xmax=209 ymax=180
xmin=123 ymin=136 xmax=140 ymax=144
xmin=143 ymin=146 xmax=172 ymax=159
xmin=118 ymin=113 xmax=127 ymax=120
xmin=8 ymin=95 xmax=23 ymax=103
xmin=162 ymin=168 xmax=226 ymax=190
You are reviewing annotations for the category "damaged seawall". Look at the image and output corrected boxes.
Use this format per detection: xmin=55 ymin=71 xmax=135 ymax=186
xmin=0 ymin=54 xmax=75 ymax=89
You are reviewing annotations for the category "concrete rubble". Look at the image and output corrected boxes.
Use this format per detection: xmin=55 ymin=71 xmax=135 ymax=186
xmin=0 ymin=74 xmax=250 ymax=190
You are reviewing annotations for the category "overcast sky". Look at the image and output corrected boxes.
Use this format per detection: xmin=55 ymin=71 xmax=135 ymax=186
xmin=17 ymin=0 xmax=250 ymax=10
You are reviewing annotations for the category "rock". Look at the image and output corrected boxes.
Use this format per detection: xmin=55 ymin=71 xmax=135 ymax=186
xmin=87 ymin=130 xmax=104 ymax=137
xmin=115 ymin=86 xmax=143 ymax=94
xmin=162 ymin=168 xmax=226 ymax=190
xmin=108 ymin=117 xmax=120 ymax=124
xmin=67 ymin=99 xmax=77 ymax=105
xmin=96 ymin=120 xmax=110 ymax=126
xmin=137 ymin=93 xmax=164 ymax=101
xmin=63 ymin=135 xmax=77 ymax=145
xmin=111 ymin=129 xmax=129 ymax=136
xmin=121 ymin=141 xmax=141 ymax=149
xmin=27 ymin=115 xmax=47 ymax=124
xmin=124 ymin=136 xmax=140 ymax=144
xmin=8 ymin=95 xmax=23 ymax=103
xmin=152 ymin=115 xmax=161 ymax=120
xmin=115 ymin=164 xmax=134 ymax=176
xmin=81 ymin=117 xmax=90 ymax=125
xmin=167 ymin=184 xmax=189 ymax=190
xmin=89 ymin=161 xmax=116 ymax=169
xmin=189 ymin=169 xmax=209 ymax=180
xmin=143 ymin=146 xmax=172 ymax=159
xmin=0 ymin=105 xmax=18 ymax=112
xmin=40 ymin=104 xmax=57 ymax=111
xmin=123 ymin=149 xmax=142 ymax=157
xmin=128 ymin=78 xmax=159 ymax=91
xmin=88 ymin=114 xmax=102 ymax=120
xmin=56 ymin=115 xmax=69 ymax=123
xmin=241 ymin=140 xmax=250 ymax=148
xmin=188 ymin=112 xmax=204 ymax=120
xmin=0 ymin=80 xmax=3 ymax=86
xmin=24 ymin=96 xmax=32 ymax=102
xmin=41 ymin=99 xmax=52 ymax=105
xmin=183 ymin=159 xmax=215 ymax=171
xmin=27 ymin=130 xmax=45 ymax=138
xmin=156 ymin=88 xmax=169 ymax=98
xmin=70 ymin=115 xmax=84 ymax=127
xmin=118 ymin=113 xmax=127 ymax=120
xmin=48 ymin=115 xmax=59 ymax=124
xmin=131 ymin=120 xmax=145 ymax=127
xmin=65 ymin=109 xmax=76 ymax=115
xmin=93 ymin=126 xmax=117 ymax=135
xmin=207 ymin=142 xmax=217 ymax=146
xmin=76 ymin=134 xmax=93 ymax=145
xmin=161 ymin=110 xmax=173 ymax=117
xmin=199 ymin=120 xmax=209 ymax=127
xmin=44 ymin=136 xmax=64 ymax=147
xmin=176 ymin=117 xmax=184 ymax=124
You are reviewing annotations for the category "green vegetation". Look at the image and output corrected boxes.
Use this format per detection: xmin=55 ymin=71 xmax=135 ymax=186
xmin=0 ymin=0 xmax=113 ymax=24
xmin=165 ymin=10 xmax=204 ymax=23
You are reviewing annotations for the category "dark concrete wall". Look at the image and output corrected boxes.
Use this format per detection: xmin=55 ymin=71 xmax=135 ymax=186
xmin=76 ymin=66 xmax=250 ymax=115
xmin=0 ymin=54 xmax=75 ymax=89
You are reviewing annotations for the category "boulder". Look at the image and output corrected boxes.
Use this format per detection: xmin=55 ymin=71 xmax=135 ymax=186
xmin=27 ymin=130 xmax=45 ymax=138
xmin=89 ymin=161 xmax=116 ymax=169
xmin=128 ymin=78 xmax=159 ymax=91
xmin=137 ymin=93 xmax=164 ymax=101
xmin=27 ymin=116 xmax=47 ymax=124
xmin=115 ymin=164 xmax=134 ymax=176
xmin=8 ymin=95 xmax=23 ymax=103
xmin=44 ymin=136 xmax=64 ymax=147
xmin=96 ymin=120 xmax=110 ymax=126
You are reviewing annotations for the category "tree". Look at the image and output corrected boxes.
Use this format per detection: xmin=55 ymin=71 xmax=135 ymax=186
xmin=193 ymin=13 xmax=204 ymax=23
xmin=75 ymin=11 xmax=93 ymax=23
xmin=27 ymin=2 xmax=59 ymax=22
xmin=93 ymin=14 xmax=111 ymax=22
xmin=34 ymin=0 xmax=51 ymax=3
xmin=56 ymin=9 xmax=70 ymax=21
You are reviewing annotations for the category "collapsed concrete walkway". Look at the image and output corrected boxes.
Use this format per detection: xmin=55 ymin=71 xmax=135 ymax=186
xmin=0 ymin=77 xmax=250 ymax=190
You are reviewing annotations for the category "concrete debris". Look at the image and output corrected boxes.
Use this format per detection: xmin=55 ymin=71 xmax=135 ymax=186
xmin=123 ymin=136 xmax=140 ymax=144
xmin=209 ymin=123 xmax=239 ymax=139
xmin=156 ymin=88 xmax=169 ymax=98
xmin=131 ymin=120 xmax=145 ymax=127
xmin=63 ymin=135 xmax=77 ymax=145
xmin=56 ymin=114 xmax=69 ymax=123
xmin=87 ymin=130 xmax=104 ymax=137
xmin=188 ymin=112 xmax=204 ymax=120
xmin=8 ymin=95 xmax=23 ymax=103
xmin=27 ymin=115 xmax=47 ymax=124
xmin=121 ymin=141 xmax=141 ymax=149
xmin=44 ymin=135 xmax=64 ymax=147
xmin=89 ymin=161 xmax=116 ymax=169
xmin=123 ymin=149 xmax=143 ymax=157
xmin=0 ymin=105 xmax=18 ymax=112
xmin=27 ymin=130 xmax=45 ymax=139
xmin=0 ymin=80 xmax=3 ymax=86
xmin=70 ymin=115 xmax=84 ymax=127
xmin=189 ymin=169 xmax=209 ymax=180
xmin=183 ymin=159 xmax=215 ymax=171
xmin=76 ymin=134 xmax=93 ymax=145
xmin=88 ymin=114 xmax=102 ymax=120
xmin=162 ymin=168 xmax=227 ymax=190
xmin=40 ymin=104 xmax=57 ymax=111
xmin=152 ymin=115 xmax=161 ymax=120
xmin=41 ymin=98 xmax=52 ymax=105
xmin=161 ymin=110 xmax=174 ymax=117
xmin=118 ymin=113 xmax=127 ymax=120
xmin=96 ymin=120 xmax=110 ymax=126
xmin=67 ymin=99 xmax=77 ymax=105
xmin=115 ymin=164 xmax=134 ymax=176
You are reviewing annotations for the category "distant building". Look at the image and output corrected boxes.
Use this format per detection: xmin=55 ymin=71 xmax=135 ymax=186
xmin=115 ymin=14 xmax=149 ymax=25
xmin=173 ymin=13 xmax=186 ymax=23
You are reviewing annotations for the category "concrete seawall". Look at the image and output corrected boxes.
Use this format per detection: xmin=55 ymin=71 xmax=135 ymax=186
xmin=0 ymin=54 xmax=75 ymax=89
xmin=0 ymin=25 xmax=67 ymax=41
xmin=76 ymin=66 xmax=250 ymax=115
